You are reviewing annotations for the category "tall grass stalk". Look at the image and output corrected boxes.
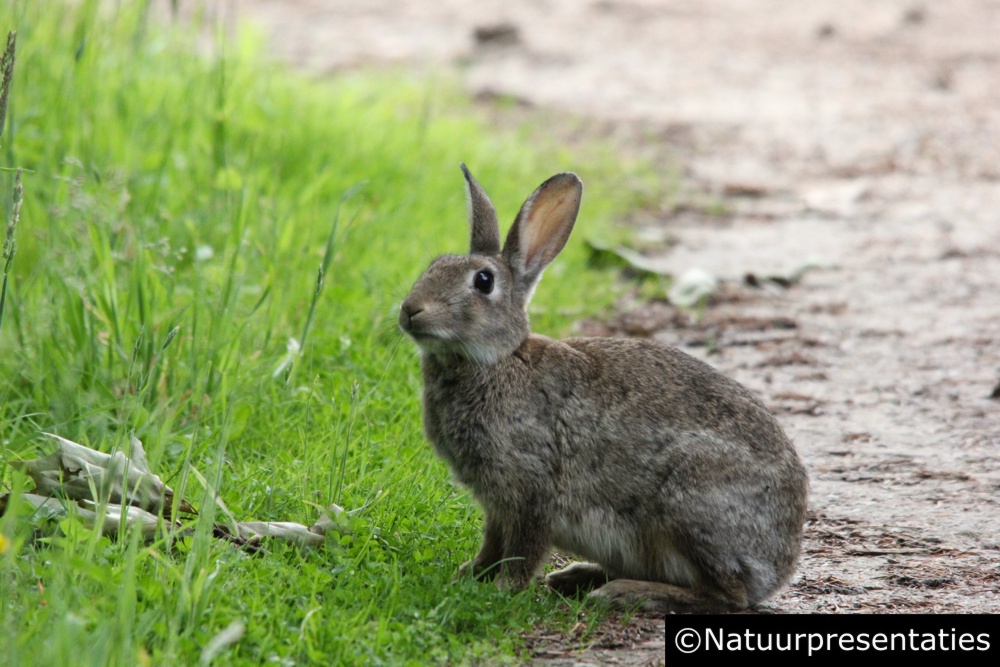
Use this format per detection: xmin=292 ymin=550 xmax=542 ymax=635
xmin=285 ymin=181 xmax=365 ymax=388
xmin=0 ymin=30 xmax=17 ymax=338
xmin=0 ymin=168 xmax=20 ymax=336
xmin=0 ymin=30 xmax=14 ymax=140
xmin=334 ymin=380 xmax=360 ymax=506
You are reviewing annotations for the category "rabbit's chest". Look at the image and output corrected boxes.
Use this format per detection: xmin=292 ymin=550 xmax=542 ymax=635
xmin=421 ymin=368 xmax=560 ymax=492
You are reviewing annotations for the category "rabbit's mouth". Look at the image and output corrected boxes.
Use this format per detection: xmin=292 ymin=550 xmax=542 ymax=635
xmin=399 ymin=306 xmax=437 ymax=342
xmin=399 ymin=302 xmax=458 ymax=344
xmin=398 ymin=310 xmax=449 ymax=346
xmin=404 ymin=329 xmax=438 ymax=343
xmin=404 ymin=328 xmax=457 ymax=351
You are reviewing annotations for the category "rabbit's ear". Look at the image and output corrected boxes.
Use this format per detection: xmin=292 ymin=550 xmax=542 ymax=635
xmin=461 ymin=164 xmax=501 ymax=255
xmin=502 ymin=173 xmax=582 ymax=302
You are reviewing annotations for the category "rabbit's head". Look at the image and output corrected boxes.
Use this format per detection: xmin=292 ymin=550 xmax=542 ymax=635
xmin=399 ymin=165 xmax=582 ymax=364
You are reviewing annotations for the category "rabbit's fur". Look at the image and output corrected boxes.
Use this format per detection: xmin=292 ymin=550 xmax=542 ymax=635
xmin=399 ymin=166 xmax=808 ymax=613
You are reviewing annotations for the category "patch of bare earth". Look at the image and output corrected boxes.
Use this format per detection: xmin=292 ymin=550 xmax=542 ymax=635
xmin=218 ymin=0 xmax=1000 ymax=663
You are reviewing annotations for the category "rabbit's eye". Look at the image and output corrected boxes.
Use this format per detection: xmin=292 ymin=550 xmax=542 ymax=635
xmin=473 ymin=270 xmax=494 ymax=294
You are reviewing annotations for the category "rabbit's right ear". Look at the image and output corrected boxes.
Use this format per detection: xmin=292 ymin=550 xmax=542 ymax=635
xmin=502 ymin=173 xmax=582 ymax=305
xmin=461 ymin=164 xmax=501 ymax=255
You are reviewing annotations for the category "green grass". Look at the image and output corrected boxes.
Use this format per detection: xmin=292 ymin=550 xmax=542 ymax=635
xmin=0 ymin=1 xmax=635 ymax=664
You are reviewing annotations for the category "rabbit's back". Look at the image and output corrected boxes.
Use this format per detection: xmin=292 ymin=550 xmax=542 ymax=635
xmin=548 ymin=337 xmax=805 ymax=594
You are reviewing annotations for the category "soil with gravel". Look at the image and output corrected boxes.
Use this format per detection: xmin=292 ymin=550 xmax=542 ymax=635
xmin=223 ymin=1 xmax=1000 ymax=663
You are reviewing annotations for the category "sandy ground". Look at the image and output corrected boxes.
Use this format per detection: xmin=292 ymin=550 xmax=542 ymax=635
xmin=214 ymin=0 xmax=1000 ymax=663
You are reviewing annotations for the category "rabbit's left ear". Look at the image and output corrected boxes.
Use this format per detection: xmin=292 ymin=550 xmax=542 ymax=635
xmin=462 ymin=164 xmax=501 ymax=255
xmin=502 ymin=172 xmax=582 ymax=303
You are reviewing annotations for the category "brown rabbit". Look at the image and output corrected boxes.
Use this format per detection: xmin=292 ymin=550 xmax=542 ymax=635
xmin=398 ymin=165 xmax=808 ymax=612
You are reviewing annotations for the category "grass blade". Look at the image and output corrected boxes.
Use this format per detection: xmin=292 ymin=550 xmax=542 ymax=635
xmin=0 ymin=30 xmax=16 ymax=148
xmin=0 ymin=31 xmax=17 ymax=339
xmin=0 ymin=168 xmax=21 ymax=338
xmin=285 ymin=181 xmax=365 ymax=387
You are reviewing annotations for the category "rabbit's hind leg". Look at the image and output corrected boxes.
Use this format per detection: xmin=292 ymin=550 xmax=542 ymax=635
xmin=545 ymin=561 xmax=611 ymax=595
xmin=587 ymin=579 xmax=748 ymax=614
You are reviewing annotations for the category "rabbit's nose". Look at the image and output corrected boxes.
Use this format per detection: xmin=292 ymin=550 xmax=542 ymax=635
xmin=399 ymin=301 xmax=423 ymax=331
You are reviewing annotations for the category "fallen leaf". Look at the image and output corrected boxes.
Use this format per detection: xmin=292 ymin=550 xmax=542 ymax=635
xmin=668 ymin=268 xmax=718 ymax=307
xmin=14 ymin=434 xmax=196 ymax=518
xmin=584 ymin=238 xmax=669 ymax=279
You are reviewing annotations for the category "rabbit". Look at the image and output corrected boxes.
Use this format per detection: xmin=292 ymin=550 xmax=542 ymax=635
xmin=398 ymin=164 xmax=809 ymax=613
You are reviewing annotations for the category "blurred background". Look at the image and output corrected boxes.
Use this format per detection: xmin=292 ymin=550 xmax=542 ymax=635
xmin=1 ymin=2 xmax=998 ymax=665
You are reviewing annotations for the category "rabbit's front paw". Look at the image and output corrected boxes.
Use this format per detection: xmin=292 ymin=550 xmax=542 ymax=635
xmin=454 ymin=558 xmax=499 ymax=583
xmin=495 ymin=570 xmax=534 ymax=592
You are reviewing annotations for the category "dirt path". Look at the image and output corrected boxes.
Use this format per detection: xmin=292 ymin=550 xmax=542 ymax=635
xmin=224 ymin=0 xmax=1000 ymax=662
